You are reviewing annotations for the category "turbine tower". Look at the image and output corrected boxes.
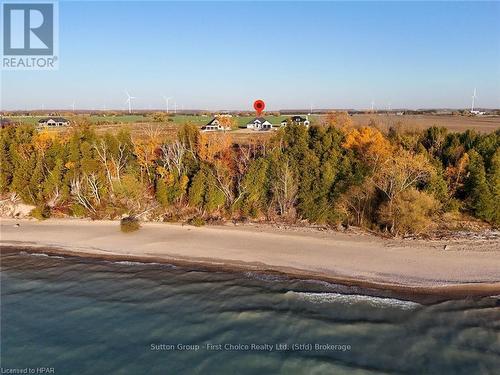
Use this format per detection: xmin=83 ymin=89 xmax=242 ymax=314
xmin=471 ymin=88 xmax=477 ymax=112
xmin=71 ymin=101 xmax=75 ymax=112
xmin=162 ymin=96 xmax=172 ymax=113
xmin=125 ymin=91 xmax=136 ymax=114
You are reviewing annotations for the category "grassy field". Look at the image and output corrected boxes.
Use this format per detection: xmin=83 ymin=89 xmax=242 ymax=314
xmin=4 ymin=113 xmax=499 ymax=143
xmin=4 ymin=114 xmax=290 ymax=127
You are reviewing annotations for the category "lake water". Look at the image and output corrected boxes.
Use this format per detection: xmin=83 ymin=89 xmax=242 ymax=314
xmin=1 ymin=249 xmax=499 ymax=374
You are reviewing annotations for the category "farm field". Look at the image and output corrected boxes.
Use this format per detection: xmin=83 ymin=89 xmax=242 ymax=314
xmin=351 ymin=114 xmax=500 ymax=133
xmin=3 ymin=113 xmax=499 ymax=142
xmin=4 ymin=114 xmax=293 ymax=127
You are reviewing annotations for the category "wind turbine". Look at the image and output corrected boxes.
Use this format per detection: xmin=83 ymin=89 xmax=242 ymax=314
xmin=471 ymin=88 xmax=477 ymax=112
xmin=70 ymin=101 xmax=75 ymax=112
xmin=162 ymin=96 xmax=172 ymax=113
xmin=174 ymin=101 xmax=177 ymax=115
xmin=370 ymin=100 xmax=375 ymax=112
xmin=125 ymin=91 xmax=136 ymax=114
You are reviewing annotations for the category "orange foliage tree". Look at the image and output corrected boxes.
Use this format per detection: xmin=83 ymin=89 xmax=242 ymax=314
xmin=197 ymin=132 xmax=232 ymax=163
xmin=216 ymin=116 xmax=236 ymax=131
xmin=342 ymin=126 xmax=392 ymax=166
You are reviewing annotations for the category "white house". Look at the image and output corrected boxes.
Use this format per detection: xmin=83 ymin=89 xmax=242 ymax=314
xmin=246 ymin=117 xmax=273 ymax=131
xmin=201 ymin=118 xmax=230 ymax=132
xmin=280 ymin=115 xmax=310 ymax=128
xmin=38 ymin=117 xmax=70 ymax=127
xmin=470 ymin=110 xmax=486 ymax=116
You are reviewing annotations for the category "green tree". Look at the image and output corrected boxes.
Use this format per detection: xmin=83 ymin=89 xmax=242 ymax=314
xmin=0 ymin=128 xmax=14 ymax=191
xmin=378 ymin=189 xmax=440 ymax=235
xmin=465 ymin=150 xmax=494 ymax=222
xmin=487 ymin=149 xmax=500 ymax=225
xmin=237 ymin=158 xmax=270 ymax=217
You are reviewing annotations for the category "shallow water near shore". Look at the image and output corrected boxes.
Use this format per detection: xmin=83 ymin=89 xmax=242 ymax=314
xmin=1 ymin=250 xmax=499 ymax=374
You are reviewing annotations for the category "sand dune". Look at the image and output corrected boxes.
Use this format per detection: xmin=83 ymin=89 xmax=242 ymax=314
xmin=1 ymin=218 xmax=499 ymax=300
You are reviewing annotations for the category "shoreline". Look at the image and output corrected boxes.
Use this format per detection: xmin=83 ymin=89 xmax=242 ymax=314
xmin=1 ymin=218 xmax=500 ymax=303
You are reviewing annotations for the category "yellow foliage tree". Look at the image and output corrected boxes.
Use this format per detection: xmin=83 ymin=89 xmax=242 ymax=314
xmin=132 ymin=126 xmax=162 ymax=184
xmin=197 ymin=132 xmax=232 ymax=163
xmin=342 ymin=126 xmax=392 ymax=166
xmin=378 ymin=188 xmax=440 ymax=235
xmin=216 ymin=116 xmax=236 ymax=131
xmin=446 ymin=152 xmax=469 ymax=196
xmin=33 ymin=130 xmax=55 ymax=156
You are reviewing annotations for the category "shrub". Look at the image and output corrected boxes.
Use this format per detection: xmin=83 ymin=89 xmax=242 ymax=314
xmin=378 ymin=189 xmax=440 ymax=235
xmin=120 ymin=216 xmax=141 ymax=233
xmin=188 ymin=217 xmax=206 ymax=227
xmin=70 ymin=204 xmax=87 ymax=218
xmin=31 ymin=205 xmax=51 ymax=220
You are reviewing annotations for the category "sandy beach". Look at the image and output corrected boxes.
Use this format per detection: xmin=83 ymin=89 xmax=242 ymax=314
xmin=1 ymin=218 xmax=499 ymax=300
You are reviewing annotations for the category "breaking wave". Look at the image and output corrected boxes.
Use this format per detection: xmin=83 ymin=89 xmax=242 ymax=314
xmin=287 ymin=291 xmax=421 ymax=310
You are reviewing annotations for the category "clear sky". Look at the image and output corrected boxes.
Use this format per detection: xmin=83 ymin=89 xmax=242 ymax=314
xmin=2 ymin=1 xmax=499 ymax=111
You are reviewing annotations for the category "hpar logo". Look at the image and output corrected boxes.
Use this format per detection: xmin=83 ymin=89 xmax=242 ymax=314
xmin=2 ymin=1 xmax=58 ymax=70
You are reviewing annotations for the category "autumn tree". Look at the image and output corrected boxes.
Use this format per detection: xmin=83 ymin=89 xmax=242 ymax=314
xmin=378 ymin=189 xmax=440 ymax=235
xmin=132 ymin=125 xmax=162 ymax=185
xmin=325 ymin=111 xmax=353 ymax=129
xmin=0 ymin=127 xmax=14 ymax=191
xmin=216 ymin=115 xmax=236 ymax=131
xmin=343 ymin=126 xmax=392 ymax=167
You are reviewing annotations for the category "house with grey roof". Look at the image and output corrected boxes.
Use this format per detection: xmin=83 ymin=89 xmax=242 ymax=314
xmin=280 ymin=115 xmax=310 ymax=128
xmin=38 ymin=117 xmax=70 ymax=127
xmin=246 ymin=117 xmax=273 ymax=131
xmin=201 ymin=117 xmax=230 ymax=132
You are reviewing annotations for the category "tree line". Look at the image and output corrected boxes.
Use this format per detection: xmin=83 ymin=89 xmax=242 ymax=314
xmin=0 ymin=115 xmax=498 ymax=235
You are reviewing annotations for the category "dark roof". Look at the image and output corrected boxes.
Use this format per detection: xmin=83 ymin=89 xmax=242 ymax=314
xmin=38 ymin=117 xmax=69 ymax=123
xmin=205 ymin=118 xmax=220 ymax=126
xmin=281 ymin=116 xmax=308 ymax=124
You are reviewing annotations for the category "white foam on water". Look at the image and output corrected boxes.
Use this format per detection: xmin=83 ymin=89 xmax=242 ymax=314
xmin=243 ymin=271 xmax=287 ymax=282
xmin=19 ymin=251 xmax=64 ymax=259
xmin=115 ymin=261 xmax=149 ymax=266
xmin=112 ymin=260 xmax=174 ymax=268
xmin=288 ymin=291 xmax=421 ymax=310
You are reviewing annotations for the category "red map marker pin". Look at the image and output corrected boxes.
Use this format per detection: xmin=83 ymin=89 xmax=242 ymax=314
xmin=253 ymin=99 xmax=265 ymax=116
